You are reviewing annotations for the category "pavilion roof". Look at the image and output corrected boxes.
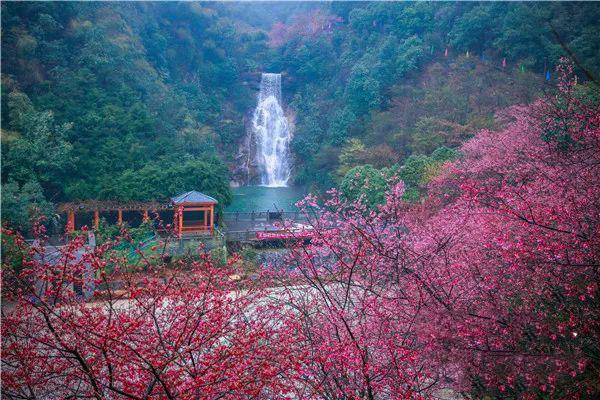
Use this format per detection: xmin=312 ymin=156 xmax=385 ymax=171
xmin=171 ymin=191 xmax=218 ymax=205
xmin=57 ymin=191 xmax=218 ymax=212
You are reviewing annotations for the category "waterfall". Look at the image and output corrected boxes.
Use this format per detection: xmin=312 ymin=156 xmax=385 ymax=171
xmin=252 ymin=73 xmax=292 ymax=187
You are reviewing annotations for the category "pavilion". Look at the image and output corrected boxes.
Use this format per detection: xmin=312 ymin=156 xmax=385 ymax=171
xmin=57 ymin=190 xmax=218 ymax=236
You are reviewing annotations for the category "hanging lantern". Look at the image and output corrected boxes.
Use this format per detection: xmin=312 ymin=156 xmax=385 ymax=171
xmin=546 ymin=70 xmax=551 ymax=81
xmin=502 ymin=58 xmax=506 ymax=68
xmin=466 ymin=50 xmax=470 ymax=58
xmin=444 ymin=47 xmax=448 ymax=57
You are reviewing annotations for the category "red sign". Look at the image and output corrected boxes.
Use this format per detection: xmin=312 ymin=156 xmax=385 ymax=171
xmin=255 ymin=230 xmax=313 ymax=240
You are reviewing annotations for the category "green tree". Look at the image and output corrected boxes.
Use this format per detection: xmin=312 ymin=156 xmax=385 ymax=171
xmin=340 ymin=165 xmax=388 ymax=208
xmin=398 ymin=147 xmax=457 ymax=201
xmin=292 ymin=116 xmax=323 ymax=161
xmin=327 ymin=107 xmax=357 ymax=145
xmin=399 ymin=154 xmax=432 ymax=188
xmin=1 ymin=180 xmax=53 ymax=232
xmin=411 ymin=117 xmax=465 ymax=155
xmin=100 ymin=157 xmax=232 ymax=208
xmin=337 ymin=138 xmax=366 ymax=179
xmin=3 ymin=92 xmax=74 ymax=198
xmin=345 ymin=67 xmax=381 ymax=116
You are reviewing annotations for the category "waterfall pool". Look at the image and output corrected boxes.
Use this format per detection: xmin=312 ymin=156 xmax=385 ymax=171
xmin=226 ymin=186 xmax=307 ymax=212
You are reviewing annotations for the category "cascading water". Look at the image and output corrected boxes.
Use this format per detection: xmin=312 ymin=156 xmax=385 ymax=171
xmin=252 ymin=73 xmax=292 ymax=187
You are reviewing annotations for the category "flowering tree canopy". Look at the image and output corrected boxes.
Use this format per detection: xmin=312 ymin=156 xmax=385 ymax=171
xmin=2 ymin=230 xmax=301 ymax=399
xmin=280 ymin=61 xmax=599 ymax=398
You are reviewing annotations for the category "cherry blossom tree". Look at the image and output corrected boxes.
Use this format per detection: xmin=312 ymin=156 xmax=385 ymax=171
xmin=2 ymin=227 xmax=301 ymax=399
xmin=279 ymin=61 xmax=599 ymax=398
xmin=273 ymin=193 xmax=429 ymax=398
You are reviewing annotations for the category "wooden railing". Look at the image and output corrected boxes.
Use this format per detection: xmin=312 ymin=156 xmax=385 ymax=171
xmin=180 ymin=219 xmax=211 ymax=233
xmin=221 ymin=211 xmax=309 ymax=223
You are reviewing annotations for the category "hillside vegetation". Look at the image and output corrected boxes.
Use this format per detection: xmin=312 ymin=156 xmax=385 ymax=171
xmin=2 ymin=2 xmax=258 ymax=211
xmin=266 ymin=2 xmax=599 ymax=192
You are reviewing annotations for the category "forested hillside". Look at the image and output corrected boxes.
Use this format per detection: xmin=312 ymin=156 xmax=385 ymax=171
xmin=1 ymin=2 xmax=260 ymax=224
xmin=2 ymin=1 xmax=599 ymax=230
xmin=265 ymin=1 xmax=599 ymax=191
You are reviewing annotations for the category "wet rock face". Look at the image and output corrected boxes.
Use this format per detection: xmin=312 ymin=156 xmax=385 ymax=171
xmin=240 ymin=72 xmax=262 ymax=91
xmin=231 ymin=110 xmax=260 ymax=186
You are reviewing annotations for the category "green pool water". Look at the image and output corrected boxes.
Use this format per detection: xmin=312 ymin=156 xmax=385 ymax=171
xmin=226 ymin=186 xmax=307 ymax=212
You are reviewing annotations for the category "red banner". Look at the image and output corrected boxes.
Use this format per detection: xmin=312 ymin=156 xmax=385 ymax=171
xmin=255 ymin=230 xmax=313 ymax=240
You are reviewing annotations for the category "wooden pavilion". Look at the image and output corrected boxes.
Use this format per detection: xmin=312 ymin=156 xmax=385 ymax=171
xmin=57 ymin=191 xmax=218 ymax=236
xmin=171 ymin=191 xmax=217 ymax=235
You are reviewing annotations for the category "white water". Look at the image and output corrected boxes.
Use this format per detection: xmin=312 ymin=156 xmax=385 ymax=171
xmin=252 ymin=73 xmax=292 ymax=187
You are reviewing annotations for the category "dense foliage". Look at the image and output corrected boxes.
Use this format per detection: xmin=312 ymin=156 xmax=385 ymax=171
xmin=267 ymin=1 xmax=599 ymax=192
xmin=1 ymin=2 xmax=262 ymax=210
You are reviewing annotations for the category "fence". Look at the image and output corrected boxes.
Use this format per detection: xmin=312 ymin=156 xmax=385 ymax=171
xmin=221 ymin=211 xmax=309 ymax=224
